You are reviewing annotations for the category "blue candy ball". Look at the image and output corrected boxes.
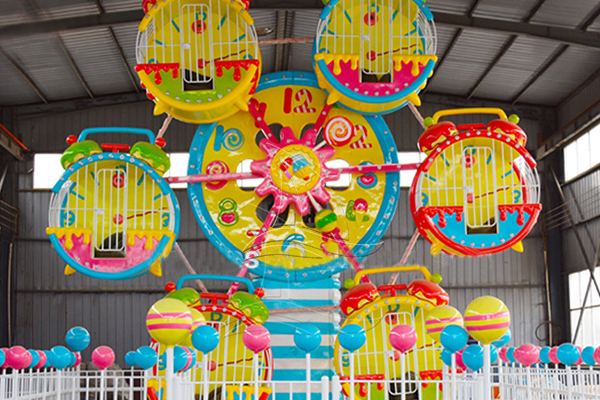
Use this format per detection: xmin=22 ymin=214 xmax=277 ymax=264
xmin=490 ymin=345 xmax=499 ymax=364
xmin=462 ymin=345 xmax=484 ymax=371
xmin=581 ymin=346 xmax=596 ymax=366
xmin=506 ymin=347 xmax=516 ymax=363
xmin=43 ymin=351 xmax=52 ymax=368
xmin=136 ymin=346 xmax=158 ymax=370
xmin=539 ymin=347 xmax=552 ymax=364
xmin=440 ymin=325 xmax=468 ymax=353
xmin=440 ymin=348 xmax=453 ymax=368
xmin=294 ymin=326 xmax=322 ymax=353
xmin=124 ymin=351 xmax=137 ymax=367
xmin=491 ymin=329 xmax=511 ymax=348
xmin=173 ymin=346 xmax=188 ymax=373
xmin=338 ymin=324 xmax=366 ymax=353
xmin=0 ymin=350 xmax=4 ymax=368
xmin=65 ymin=327 xmax=91 ymax=352
xmin=28 ymin=350 xmax=40 ymax=369
xmin=192 ymin=325 xmax=220 ymax=354
xmin=50 ymin=346 xmax=72 ymax=370
xmin=556 ymin=343 xmax=579 ymax=366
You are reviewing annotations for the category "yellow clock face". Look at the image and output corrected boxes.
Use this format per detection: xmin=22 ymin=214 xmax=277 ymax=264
xmin=188 ymin=72 xmax=400 ymax=279
xmin=136 ymin=0 xmax=261 ymax=123
xmin=334 ymin=295 xmax=440 ymax=385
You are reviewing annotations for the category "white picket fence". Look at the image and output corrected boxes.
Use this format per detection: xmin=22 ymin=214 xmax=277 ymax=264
xmin=1 ymin=362 xmax=600 ymax=400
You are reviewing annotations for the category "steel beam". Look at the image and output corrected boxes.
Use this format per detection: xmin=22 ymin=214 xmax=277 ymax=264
xmin=0 ymin=8 xmax=599 ymax=50
xmin=0 ymin=48 xmax=48 ymax=104
xmin=93 ymin=0 xmax=141 ymax=93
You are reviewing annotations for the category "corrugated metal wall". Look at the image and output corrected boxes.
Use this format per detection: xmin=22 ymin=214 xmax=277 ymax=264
xmin=12 ymin=99 xmax=549 ymax=364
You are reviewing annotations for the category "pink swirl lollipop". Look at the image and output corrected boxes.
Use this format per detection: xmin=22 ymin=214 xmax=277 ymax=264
xmin=324 ymin=116 xmax=355 ymax=147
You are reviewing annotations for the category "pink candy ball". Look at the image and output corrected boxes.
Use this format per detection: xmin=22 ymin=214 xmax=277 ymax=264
xmin=389 ymin=325 xmax=417 ymax=354
xmin=243 ymin=325 xmax=271 ymax=353
xmin=91 ymin=346 xmax=115 ymax=370
xmin=35 ymin=351 xmax=47 ymax=369
xmin=575 ymin=346 xmax=583 ymax=366
xmin=514 ymin=344 xmax=540 ymax=367
xmin=594 ymin=347 xmax=600 ymax=364
xmin=73 ymin=352 xmax=82 ymax=368
xmin=455 ymin=348 xmax=467 ymax=370
xmin=499 ymin=348 xmax=509 ymax=363
xmin=8 ymin=346 xmax=32 ymax=370
xmin=549 ymin=347 xmax=559 ymax=364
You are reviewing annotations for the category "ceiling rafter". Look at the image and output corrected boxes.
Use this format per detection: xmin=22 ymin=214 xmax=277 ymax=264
xmin=510 ymin=3 xmax=600 ymax=104
xmin=0 ymin=47 xmax=48 ymax=104
xmin=423 ymin=0 xmax=483 ymax=90
xmin=466 ymin=0 xmax=548 ymax=99
xmin=25 ymin=0 xmax=95 ymax=99
xmin=93 ymin=0 xmax=141 ymax=94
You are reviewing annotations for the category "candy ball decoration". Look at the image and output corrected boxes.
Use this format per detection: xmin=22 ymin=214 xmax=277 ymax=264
xmin=324 ymin=116 xmax=356 ymax=147
xmin=68 ymin=352 xmax=77 ymax=368
xmin=455 ymin=348 xmax=467 ymax=370
xmin=514 ymin=344 xmax=540 ymax=367
xmin=425 ymin=305 xmax=463 ymax=343
xmin=294 ymin=326 xmax=322 ymax=353
xmin=146 ymin=299 xmax=193 ymax=346
xmin=389 ymin=325 xmax=417 ymax=354
xmin=43 ymin=351 xmax=52 ymax=368
xmin=50 ymin=346 xmax=72 ymax=370
xmin=27 ymin=350 xmax=40 ymax=369
xmin=65 ymin=327 xmax=91 ymax=352
xmin=575 ymin=346 xmax=583 ymax=366
xmin=491 ymin=328 xmax=511 ymax=348
xmin=243 ymin=325 xmax=271 ymax=353
xmin=191 ymin=325 xmax=220 ymax=354
xmin=462 ymin=345 xmax=484 ymax=371
xmin=0 ymin=349 xmax=5 ymax=369
xmin=464 ymin=296 xmax=510 ymax=345
xmin=315 ymin=209 xmax=338 ymax=233
xmin=499 ymin=348 xmax=509 ymax=363
xmin=135 ymin=346 xmax=158 ymax=370
xmin=440 ymin=348 xmax=453 ymax=368
xmin=92 ymin=346 xmax=115 ymax=370
xmin=8 ymin=346 xmax=32 ymax=370
xmin=73 ymin=352 xmax=82 ymax=368
xmin=440 ymin=325 xmax=468 ymax=353
xmin=581 ymin=346 xmax=596 ymax=366
xmin=181 ymin=308 xmax=207 ymax=347
xmin=594 ymin=347 xmax=600 ymax=364
xmin=173 ymin=346 xmax=188 ymax=373
xmin=33 ymin=350 xmax=47 ymax=369
xmin=181 ymin=347 xmax=196 ymax=373
xmin=338 ymin=324 xmax=366 ymax=353
xmin=124 ymin=351 xmax=137 ymax=367
xmin=548 ymin=347 xmax=559 ymax=364
xmin=506 ymin=347 xmax=516 ymax=363
xmin=556 ymin=343 xmax=579 ymax=366
xmin=490 ymin=345 xmax=499 ymax=364
xmin=539 ymin=347 xmax=552 ymax=364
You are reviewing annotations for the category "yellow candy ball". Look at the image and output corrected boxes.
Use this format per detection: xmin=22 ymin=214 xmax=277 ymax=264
xmin=146 ymin=298 xmax=193 ymax=346
xmin=315 ymin=209 xmax=337 ymax=233
xmin=180 ymin=308 xmax=206 ymax=347
xmin=425 ymin=305 xmax=463 ymax=343
xmin=464 ymin=296 xmax=510 ymax=345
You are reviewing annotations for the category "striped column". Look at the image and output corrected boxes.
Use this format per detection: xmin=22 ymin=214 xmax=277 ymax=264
xmin=253 ymin=275 xmax=341 ymax=400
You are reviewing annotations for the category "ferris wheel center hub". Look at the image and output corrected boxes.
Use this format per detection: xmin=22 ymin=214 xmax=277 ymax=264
xmin=269 ymin=144 xmax=322 ymax=195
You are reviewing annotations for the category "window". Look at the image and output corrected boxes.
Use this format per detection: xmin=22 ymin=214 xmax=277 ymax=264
xmin=163 ymin=153 xmax=190 ymax=189
xmin=34 ymin=152 xmax=190 ymax=189
xmin=398 ymin=152 xmax=427 ymax=188
xmin=564 ymin=124 xmax=600 ymax=181
xmin=236 ymin=159 xmax=264 ymax=189
xmin=325 ymin=159 xmax=351 ymax=189
xmin=569 ymin=267 xmax=600 ymax=347
xmin=33 ymin=154 xmax=65 ymax=189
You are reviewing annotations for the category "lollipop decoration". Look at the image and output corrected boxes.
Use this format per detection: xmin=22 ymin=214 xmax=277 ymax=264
xmin=92 ymin=346 xmax=116 ymax=370
xmin=323 ymin=116 xmax=357 ymax=147
xmin=514 ymin=344 xmax=540 ymax=367
xmin=464 ymin=296 xmax=510 ymax=345
xmin=556 ymin=344 xmax=580 ymax=366
xmin=146 ymin=298 xmax=193 ymax=347
xmin=7 ymin=346 xmax=32 ymax=370
xmin=424 ymin=305 xmax=463 ymax=343
xmin=65 ymin=327 xmax=91 ymax=353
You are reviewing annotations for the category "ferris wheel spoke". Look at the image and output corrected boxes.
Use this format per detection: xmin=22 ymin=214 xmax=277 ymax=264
xmin=167 ymin=162 xmax=420 ymax=185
